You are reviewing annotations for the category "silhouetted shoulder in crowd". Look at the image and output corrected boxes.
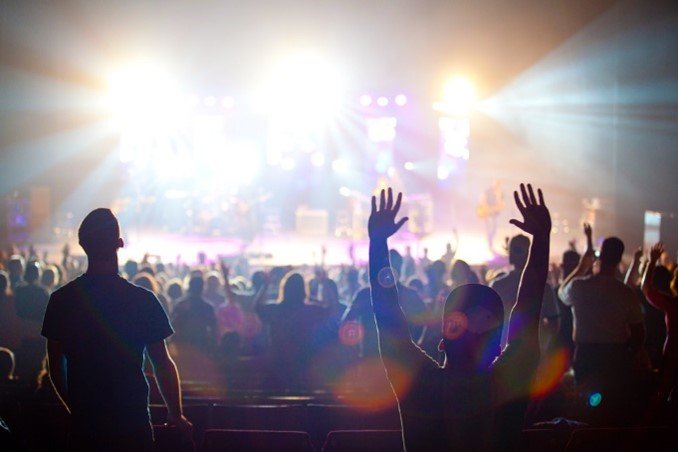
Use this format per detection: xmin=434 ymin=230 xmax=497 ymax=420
xmin=369 ymin=185 xmax=551 ymax=451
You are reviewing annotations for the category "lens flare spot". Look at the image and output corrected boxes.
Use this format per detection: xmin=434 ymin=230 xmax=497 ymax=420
xmin=443 ymin=312 xmax=468 ymax=340
xmin=339 ymin=321 xmax=365 ymax=347
xmin=333 ymin=358 xmax=412 ymax=412
xmin=588 ymin=392 xmax=603 ymax=408
xmin=530 ymin=349 xmax=569 ymax=397
xmin=378 ymin=267 xmax=398 ymax=288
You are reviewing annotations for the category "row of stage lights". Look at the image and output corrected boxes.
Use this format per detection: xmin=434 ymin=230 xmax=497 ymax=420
xmin=179 ymin=94 xmax=409 ymax=110
xmin=106 ymin=57 xmax=476 ymax=120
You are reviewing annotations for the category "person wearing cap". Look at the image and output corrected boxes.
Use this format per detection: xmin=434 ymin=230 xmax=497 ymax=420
xmin=368 ymin=185 xmax=551 ymax=451
xmin=41 ymin=208 xmax=192 ymax=450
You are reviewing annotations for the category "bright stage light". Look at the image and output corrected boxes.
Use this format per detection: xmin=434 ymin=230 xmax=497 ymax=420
xmin=221 ymin=96 xmax=235 ymax=109
xmin=437 ymin=165 xmax=450 ymax=180
xmin=261 ymin=53 xmax=345 ymax=124
xmin=376 ymin=96 xmax=389 ymax=107
xmin=281 ymin=157 xmax=296 ymax=171
xmin=339 ymin=186 xmax=351 ymax=197
xmin=395 ymin=94 xmax=408 ymax=106
xmin=360 ymin=95 xmax=373 ymax=107
xmin=404 ymin=161 xmax=414 ymax=171
xmin=434 ymin=76 xmax=477 ymax=115
xmin=106 ymin=63 xmax=182 ymax=127
xmin=311 ymin=152 xmax=325 ymax=167
xmin=203 ymin=96 xmax=217 ymax=107
xmin=332 ymin=158 xmax=349 ymax=172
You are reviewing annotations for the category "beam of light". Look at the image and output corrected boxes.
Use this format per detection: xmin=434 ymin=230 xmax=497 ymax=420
xmin=0 ymin=118 xmax=118 ymax=194
xmin=477 ymin=2 xmax=678 ymax=159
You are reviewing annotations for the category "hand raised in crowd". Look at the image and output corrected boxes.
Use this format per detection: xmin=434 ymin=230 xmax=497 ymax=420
xmin=368 ymin=188 xmax=409 ymax=241
xmin=509 ymin=183 xmax=551 ymax=237
xmin=583 ymin=222 xmax=594 ymax=252
xmin=649 ymin=242 xmax=664 ymax=263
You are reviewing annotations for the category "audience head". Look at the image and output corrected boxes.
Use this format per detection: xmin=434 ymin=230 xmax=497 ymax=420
xmin=389 ymin=249 xmax=403 ymax=279
xmin=508 ymin=234 xmax=530 ymax=270
xmin=124 ymin=260 xmax=139 ymax=279
xmin=450 ymin=260 xmax=479 ymax=287
xmin=251 ymin=271 xmax=267 ymax=291
xmin=442 ymin=284 xmax=504 ymax=371
xmin=8 ymin=255 xmax=24 ymax=279
xmin=278 ymin=271 xmax=306 ymax=305
xmin=24 ymin=261 xmax=41 ymax=284
xmin=599 ymin=237 xmax=624 ymax=268
xmin=205 ymin=271 xmax=221 ymax=293
xmin=562 ymin=249 xmax=581 ymax=279
xmin=320 ymin=279 xmax=340 ymax=308
xmin=41 ymin=265 xmax=60 ymax=289
xmin=133 ymin=273 xmax=161 ymax=294
xmin=187 ymin=276 xmax=204 ymax=297
xmin=78 ymin=208 xmax=122 ymax=260
xmin=0 ymin=347 xmax=16 ymax=381
xmin=346 ymin=267 xmax=359 ymax=286
xmin=166 ymin=279 xmax=184 ymax=302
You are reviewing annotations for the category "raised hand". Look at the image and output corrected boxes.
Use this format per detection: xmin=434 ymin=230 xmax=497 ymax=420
xmin=220 ymin=261 xmax=230 ymax=278
xmin=583 ymin=223 xmax=594 ymax=252
xmin=649 ymin=242 xmax=664 ymax=263
xmin=509 ymin=183 xmax=551 ymax=237
xmin=633 ymin=247 xmax=643 ymax=262
xmin=368 ymin=188 xmax=408 ymax=240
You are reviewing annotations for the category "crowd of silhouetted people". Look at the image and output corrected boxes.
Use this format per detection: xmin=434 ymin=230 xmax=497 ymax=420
xmin=0 ymin=187 xmax=677 ymax=450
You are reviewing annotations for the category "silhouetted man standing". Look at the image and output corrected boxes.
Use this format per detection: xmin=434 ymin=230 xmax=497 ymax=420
xmin=42 ymin=208 xmax=192 ymax=451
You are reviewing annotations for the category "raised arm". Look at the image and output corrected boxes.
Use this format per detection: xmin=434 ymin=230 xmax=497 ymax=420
xmin=220 ymin=262 xmax=236 ymax=305
xmin=642 ymin=242 xmax=672 ymax=311
xmin=368 ymin=189 xmax=425 ymax=373
xmin=558 ymin=223 xmax=595 ymax=303
xmin=505 ymin=184 xmax=551 ymax=356
xmin=624 ymin=247 xmax=643 ymax=288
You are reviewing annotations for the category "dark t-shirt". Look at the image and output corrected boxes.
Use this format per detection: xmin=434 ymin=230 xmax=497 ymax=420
xmin=256 ymin=301 xmax=328 ymax=388
xmin=171 ymin=295 xmax=217 ymax=351
xmin=41 ymin=274 xmax=173 ymax=434
xmin=398 ymin=344 xmax=533 ymax=451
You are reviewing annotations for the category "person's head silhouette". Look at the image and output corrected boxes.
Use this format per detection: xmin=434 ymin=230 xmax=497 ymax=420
xmin=278 ymin=272 xmax=306 ymax=305
xmin=78 ymin=208 xmax=123 ymax=260
xmin=440 ymin=284 xmax=504 ymax=371
xmin=598 ymin=237 xmax=624 ymax=269
xmin=508 ymin=234 xmax=530 ymax=271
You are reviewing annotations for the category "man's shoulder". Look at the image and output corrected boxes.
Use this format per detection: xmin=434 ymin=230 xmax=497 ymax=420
xmin=50 ymin=277 xmax=82 ymax=299
xmin=490 ymin=271 xmax=519 ymax=288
